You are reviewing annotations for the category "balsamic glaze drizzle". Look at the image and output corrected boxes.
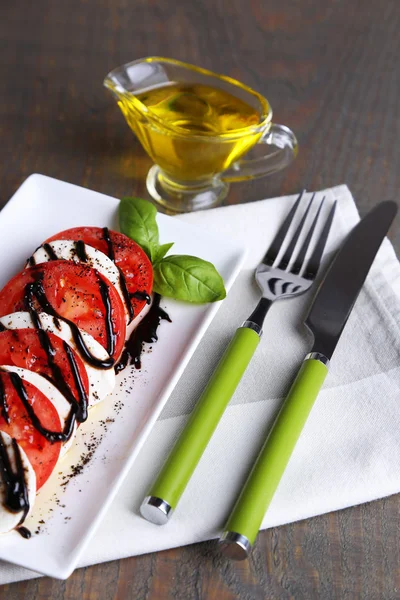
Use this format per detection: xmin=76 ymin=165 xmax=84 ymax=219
xmin=118 ymin=269 xmax=134 ymax=323
xmin=63 ymin=341 xmax=88 ymax=422
xmin=42 ymin=243 xmax=58 ymax=261
xmin=131 ymin=290 xmax=151 ymax=305
xmin=7 ymin=371 xmax=76 ymax=443
xmin=97 ymin=276 xmax=116 ymax=358
xmin=115 ymin=294 xmax=171 ymax=373
xmin=24 ymin=278 xmax=114 ymax=370
xmin=0 ymin=372 xmax=10 ymax=423
xmin=74 ymin=240 xmax=88 ymax=263
xmin=102 ymin=227 xmax=115 ymax=262
xmin=35 ymin=328 xmax=88 ymax=423
xmin=102 ymin=228 xmax=135 ymax=324
xmin=0 ymin=432 xmax=30 ymax=530
xmin=17 ymin=526 xmax=31 ymax=539
xmin=52 ymin=316 xmax=62 ymax=331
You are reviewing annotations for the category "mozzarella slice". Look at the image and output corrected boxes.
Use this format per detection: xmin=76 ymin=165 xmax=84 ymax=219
xmin=0 ymin=312 xmax=115 ymax=406
xmin=0 ymin=430 xmax=36 ymax=534
xmin=27 ymin=239 xmax=130 ymax=322
xmin=126 ymin=297 xmax=152 ymax=339
xmin=0 ymin=366 xmax=76 ymax=455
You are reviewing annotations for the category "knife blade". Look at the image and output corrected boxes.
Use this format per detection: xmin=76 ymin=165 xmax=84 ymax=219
xmin=219 ymin=200 xmax=398 ymax=560
xmin=307 ymin=201 xmax=398 ymax=359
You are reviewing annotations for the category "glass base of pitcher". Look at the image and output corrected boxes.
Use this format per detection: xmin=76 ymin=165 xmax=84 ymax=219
xmin=146 ymin=166 xmax=229 ymax=213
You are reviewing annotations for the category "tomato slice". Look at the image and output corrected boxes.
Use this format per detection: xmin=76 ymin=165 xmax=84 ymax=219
xmin=0 ymin=371 xmax=62 ymax=489
xmin=0 ymin=329 xmax=89 ymax=421
xmin=0 ymin=261 xmax=126 ymax=362
xmin=45 ymin=227 xmax=153 ymax=320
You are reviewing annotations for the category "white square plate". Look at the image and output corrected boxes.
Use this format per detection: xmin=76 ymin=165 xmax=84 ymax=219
xmin=0 ymin=174 xmax=246 ymax=579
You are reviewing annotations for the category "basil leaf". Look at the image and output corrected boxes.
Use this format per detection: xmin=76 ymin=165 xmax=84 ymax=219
xmin=153 ymin=242 xmax=174 ymax=265
xmin=153 ymin=255 xmax=226 ymax=303
xmin=119 ymin=197 xmax=159 ymax=261
xmin=119 ymin=196 xmax=227 ymax=305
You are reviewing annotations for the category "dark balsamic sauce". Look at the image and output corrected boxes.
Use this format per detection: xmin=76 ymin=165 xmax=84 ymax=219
xmin=42 ymin=243 xmax=58 ymax=261
xmin=0 ymin=322 xmax=6 ymax=333
xmin=118 ymin=268 xmax=134 ymax=323
xmin=27 ymin=245 xmax=42 ymax=267
xmin=0 ymin=371 xmax=10 ymax=423
xmin=74 ymin=241 xmax=88 ymax=263
xmin=97 ymin=276 xmax=116 ymax=358
xmin=102 ymin=228 xmax=134 ymax=323
xmin=115 ymin=294 xmax=171 ymax=373
xmin=34 ymin=327 xmax=88 ymax=424
xmin=63 ymin=341 xmax=88 ymax=422
xmin=102 ymin=227 xmax=115 ymax=262
xmin=52 ymin=316 xmax=62 ymax=331
xmin=131 ymin=290 xmax=151 ymax=305
xmin=17 ymin=526 xmax=31 ymax=539
xmin=24 ymin=277 xmax=114 ymax=370
xmin=0 ymin=432 xmax=30 ymax=535
xmin=7 ymin=371 xmax=76 ymax=443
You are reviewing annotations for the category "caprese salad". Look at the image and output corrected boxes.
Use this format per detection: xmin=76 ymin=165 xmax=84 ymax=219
xmin=0 ymin=226 xmax=154 ymax=538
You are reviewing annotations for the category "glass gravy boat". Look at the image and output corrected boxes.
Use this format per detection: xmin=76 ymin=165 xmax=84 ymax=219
xmin=104 ymin=57 xmax=298 ymax=212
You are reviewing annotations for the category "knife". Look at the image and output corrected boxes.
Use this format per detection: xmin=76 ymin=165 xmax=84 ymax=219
xmin=218 ymin=200 xmax=398 ymax=560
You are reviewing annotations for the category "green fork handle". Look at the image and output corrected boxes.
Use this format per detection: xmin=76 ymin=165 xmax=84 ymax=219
xmin=219 ymin=356 xmax=328 ymax=559
xmin=140 ymin=325 xmax=260 ymax=524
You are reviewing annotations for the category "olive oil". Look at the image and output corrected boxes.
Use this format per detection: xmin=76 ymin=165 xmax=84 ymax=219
xmin=119 ymin=82 xmax=263 ymax=181
xmin=137 ymin=83 xmax=260 ymax=135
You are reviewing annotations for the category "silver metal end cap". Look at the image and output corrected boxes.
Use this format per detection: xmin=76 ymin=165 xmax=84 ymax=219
xmin=140 ymin=496 xmax=173 ymax=525
xmin=218 ymin=531 xmax=252 ymax=560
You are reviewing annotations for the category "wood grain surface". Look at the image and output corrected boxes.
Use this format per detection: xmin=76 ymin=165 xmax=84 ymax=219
xmin=1 ymin=0 xmax=400 ymax=598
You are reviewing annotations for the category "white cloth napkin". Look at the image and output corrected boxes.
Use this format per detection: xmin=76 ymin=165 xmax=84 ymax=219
xmin=2 ymin=184 xmax=400 ymax=585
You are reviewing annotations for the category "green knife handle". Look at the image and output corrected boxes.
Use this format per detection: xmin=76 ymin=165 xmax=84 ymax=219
xmin=142 ymin=326 xmax=260 ymax=521
xmin=220 ymin=356 xmax=328 ymax=558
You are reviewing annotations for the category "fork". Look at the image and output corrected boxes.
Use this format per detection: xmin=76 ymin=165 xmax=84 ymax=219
xmin=140 ymin=191 xmax=336 ymax=526
xmin=245 ymin=190 xmax=335 ymax=332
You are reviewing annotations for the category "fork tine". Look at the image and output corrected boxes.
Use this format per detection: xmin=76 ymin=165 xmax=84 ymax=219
xmin=276 ymin=193 xmax=315 ymax=270
xmin=304 ymin=200 xmax=337 ymax=280
xmin=262 ymin=190 xmax=305 ymax=266
xmin=291 ymin=196 xmax=325 ymax=275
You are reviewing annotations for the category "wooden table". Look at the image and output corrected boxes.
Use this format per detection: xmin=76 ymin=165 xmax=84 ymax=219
xmin=1 ymin=0 xmax=400 ymax=597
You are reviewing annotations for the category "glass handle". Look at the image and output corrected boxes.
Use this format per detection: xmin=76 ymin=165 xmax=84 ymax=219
xmin=221 ymin=124 xmax=298 ymax=183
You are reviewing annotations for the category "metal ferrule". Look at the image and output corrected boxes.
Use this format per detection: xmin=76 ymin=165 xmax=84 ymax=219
xmin=140 ymin=496 xmax=173 ymax=525
xmin=305 ymin=352 xmax=330 ymax=368
xmin=218 ymin=531 xmax=252 ymax=560
xmin=241 ymin=320 xmax=263 ymax=337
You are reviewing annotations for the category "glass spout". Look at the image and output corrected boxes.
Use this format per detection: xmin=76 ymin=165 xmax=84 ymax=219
xmin=104 ymin=60 xmax=182 ymax=135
